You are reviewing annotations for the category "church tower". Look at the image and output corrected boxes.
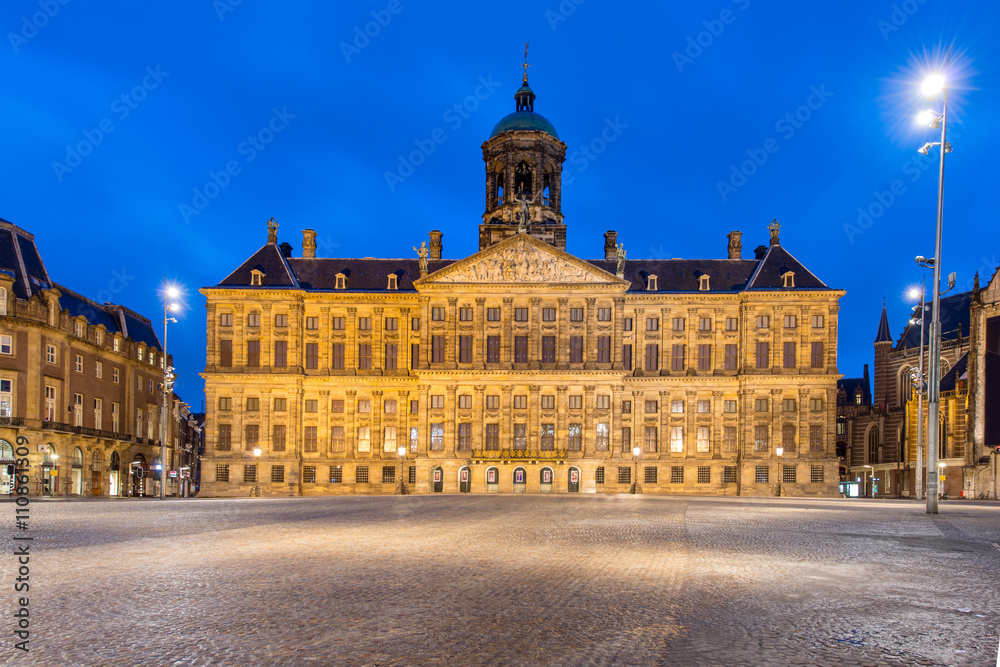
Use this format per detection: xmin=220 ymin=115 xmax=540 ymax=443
xmin=480 ymin=47 xmax=567 ymax=251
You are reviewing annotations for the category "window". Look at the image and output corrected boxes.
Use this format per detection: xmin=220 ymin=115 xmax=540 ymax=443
xmin=726 ymin=317 xmax=738 ymax=331
xmin=514 ymin=336 xmax=528 ymax=363
xmin=331 ymin=343 xmax=345 ymax=369
xmin=94 ymin=360 xmax=103 ymax=379
xmin=459 ymin=307 xmax=473 ymax=321
xmin=220 ymin=313 xmax=233 ymax=327
xmin=723 ymin=400 xmax=736 ymax=413
xmin=387 ymin=274 xmax=398 ymax=290
xmin=646 ymin=426 xmax=659 ymax=453
xmin=274 ymin=341 xmax=288 ymax=367
xmin=783 ymin=272 xmax=795 ymax=288
xmin=811 ymin=465 xmax=824 ymax=483
xmin=271 ymin=465 xmax=285 ymax=483
xmin=783 ymin=342 xmax=796 ymax=368
xmin=568 ymin=424 xmax=583 ymax=450
xmin=430 ymin=423 xmax=444 ymax=450
xmin=621 ymin=426 xmax=632 ymax=453
xmin=0 ymin=336 xmax=10 ymax=356
xmin=47 ymin=344 xmax=57 ymax=364
xmin=697 ymin=400 xmax=710 ymax=414
xmin=358 ymin=343 xmax=371 ymax=370
xmin=381 ymin=466 xmax=396 ymax=483
xmin=137 ymin=347 xmax=144 ymax=361
xmin=540 ymin=424 xmax=555 ymax=449
xmin=670 ymin=426 xmax=684 ymax=453
xmin=246 ymin=341 xmax=260 ymax=367
xmin=485 ymin=395 xmax=500 ymax=410
xmin=358 ymin=317 xmax=371 ymax=331
xmin=218 ymin=339 xmax=233 ymax=367
xmin=755 ymin=398 xmax=768 ymax=413
xmin=783 ymin=465 xmax=796 ymax=484
xmin=756 ymin=466 xmax=769 ymax=484
xmin=486 ymin=336 xmax=500 ymax=363
xmin=306 ymin=316 xmax=319 ymax=330
xmin=570 ymin=336 xmax=583 ymax=363
xmin=384 ymin=343 xmax=397 ymax=370
xmin=810 ymin=425 xmax=823 ymax=453
xmin=272 ymin=425 xmax=286 ymax=452
xmin=383 ymin=426 xmax=397 ymax=452
xmin=112 ymin=367 xmax=120 ymax=384
xmin=1 ymin=380 xmax=14 ymax=417
xmin=724 ymin=466 xmax=737 ymax=484
xmin=242 ymin=397 xmax=258 ymax=412
xmin=410 ymin=400 xmax=419 ymax=414
xmin=72 ymin=393 xmax=83 ymax=426
xmin=570 ymin=308 xmax=584 ymax=322
xmin=671 ymin=400 xmax=684 ymax=414
xmin=645 ymin=400 xmax=657 ymax=414
xmin=645 ymin=344 xmax=658 ymax=371
xmin=487 ymin=307 xmax=500 ymax=321
xmin=541 ymin=395 xmax=555 ymax=410
xmin=218 ymin=397 xmax=232 ymax=411
xmin=672 ymin=317 xmax=685 ymax=331
xmin=408 ymin=427 xmax=418 ymax=452
xmin=513 ymin=395 xmax=527 ymax=410
xmin=597 ymin=336 xmax=611 ymax=363
xmin=304 ymin=400 xmax=318 ymax=413
xmin=96 ymin=330 xmax=103 ymax=346
xmin=672 ymin=344 xmax=685 ymax=371
xmin=623 ymin=344 xmax=632 ymax=371
xmin=430 ymin=395 xmax=444 ymax=409
xmin=431 ymin=307 xmax=445 ymax=321
xmin=754 ymin=425 xmax=769 ymax=452
xmin=514 ymin=308 xmax=528 ymax=322
xmin=782 ymin=399 xmax=796 ymax=412
xmin=540 ymin=336 xmax=556 ymax=363
xmin=458 ymin=395 xmax=472 ymax=410
xmin=618 ymin=467 xmax=631 ymax=484
xmin=810 ymin=342 xmax=823 ymax=368
xmin=622 ymin=400 xmax=632 ymax=414
xmin=330 ymin=426 xmax=344 ymax=452
xmin=697 ymin=426 xmax=710 ymax=453
xmin=304 ymin=426 xmax=318 ymax=452
xmin=111 ymin=402 xmax=119 ymax=432
xmin=647 ymin=275 xmax=657 ymax=291
xmin=756 ymin=315 xmax=770 ymax=329
xmin=357 ymin=399 xmax=371 ymax=413
xmin=698 ymin=466 xmax=711 ymax=484
xmin=274 ymin=313 xmax=288 ymax=328
xmin=782 ymin=315 xmax=796 ymax=329
xmin=332 ymin=317 xmax=345 ymax=330
xmin=306 ymin=343 xmax=319 ymax=369
xmin=646 ymin=317 xmax=659 ymax=331
xmin=595 ymin=423 xmax=609 ymax=450
xmin=699 ymin=274 xmax=710 ymax=291
xmin=755 ymin=341 xmax=769 ymax=369
xmin=74 ymin=354 xmax=83 ymax=373
xmin=810 ymin=397 xmax=823 ymax=412
xmin=542 ymin=308 xmax=556 ymax=322
xmin=485 ymin=423 xmax=499 ymax=449
xmin=623 ymin=318 xmax=633 ymax=331
xmin=697 ymin=344 xmax=711 ymax=371
xmin=248 ymin=313 xmax=261 ymax=328
xmin=596 ymin=467 xmax=605 ymax=485
xmin=384 ymin=399 xmax=397 ymax=414
xmin=812 ymin=314 xmax=825 ymax=328
xmin=330 ymin=466 xmax=343 ymax=483
xmin=113 ymin=338 xmax=120 ymax=352
xmin=357 ymin=426 xmax=371 ymax=452
xmin=640 ymin=466 xmax=656 ymax=484
xmin=384 ymin=317 xmax=397 ymax=331
xmin=723 ymin=344 xmax=737 ymax=371
xmin=355 ymin=466 xmax=369 ymax=484
xmin=596 ymin=395 xmax=610 ymax=410
xmin=598 ymin=308 xmax=611 ymax=321
xmin=431 ymin=336 xmax=444 ymax=363
xmin=244 ymin=424 xmax=259 ymax=447
xmin=513 ymin=423 xmax=527 ymax=449
xmin=782 ymin=424 xmax=796 ymax=453
xmin=411 ymin=317 xmax=420 ymax=331
xmin=568 ymin=395 xmax=583 ymax=410
xmin=216 ymin=464 xmax=230 ymax=482
xmin=699 ymin=317 xmax=711 ymax=332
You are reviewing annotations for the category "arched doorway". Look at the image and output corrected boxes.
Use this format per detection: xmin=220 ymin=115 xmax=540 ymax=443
xmin=41 ymin=445 xmax=57 ymax=496
xmin=91 ymin=451 xmax=103 ymax=496
xmin=513 ymin=466 xmax=526 ymax=493
xmin=485 ymin=466 xmax=499 ymax=493
xmin=0 ymin=439 xmax=14 ymax=495
xmin=431 ymin=466 xmax=443 ymax=493
xmin=459 ymin=466 xmax=471 ymax=493
xmin=539 ymin=466 xmax=554 ymax=493
xmin=109 ymin=451 xmax=120 ymax=497
xmin=568 ymin=467 xmax=580 ymax=493
xmin=71 ymin=447 xmax=84 ymax=495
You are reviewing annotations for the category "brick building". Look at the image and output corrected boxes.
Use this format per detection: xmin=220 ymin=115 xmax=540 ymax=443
xmin=199 ymin=69 xmax=845 ymax=497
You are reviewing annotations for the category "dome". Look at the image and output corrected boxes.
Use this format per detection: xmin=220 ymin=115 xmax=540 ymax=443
xmin=489 ymin=111 xmax=560 ymax=139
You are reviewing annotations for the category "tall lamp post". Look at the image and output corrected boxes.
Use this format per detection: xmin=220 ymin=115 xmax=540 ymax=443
xmin=908 ymin=280 xmax=928 ymax=500
xmin=775 ymin=445 xmax=783 ymax=497
xmin=159 ymin=284 xmax=181 ymax=500
xmin=630 ymin=445 xmax=642 ymax=494
xmin=916 ymin=55 xmax=951 ymax=514
xmin=396 ymin=446 xmax=408 ymax=495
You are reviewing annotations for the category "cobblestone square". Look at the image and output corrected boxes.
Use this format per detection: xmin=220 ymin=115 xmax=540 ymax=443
xmin=5 ymin=496 xmax=1000 ymax=666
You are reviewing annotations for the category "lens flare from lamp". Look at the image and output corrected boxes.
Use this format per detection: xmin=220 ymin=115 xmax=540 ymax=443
xmin=921 ymin=74 xmax=945 ymax=96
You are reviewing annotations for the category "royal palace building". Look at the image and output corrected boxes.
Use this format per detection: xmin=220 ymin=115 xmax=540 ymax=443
xmin=200 ymin=69 xmax=845 ymax=497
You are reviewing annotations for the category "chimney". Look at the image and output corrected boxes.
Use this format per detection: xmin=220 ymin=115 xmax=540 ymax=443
xmin=429 ymin=230 xmax=443 ymax=260
xmin=302 ymin=229 xmax=317 ymax=258
xmin=754 ymin=245 xmax=768 ymax=260
xmin=604 ymin=231 xmax=618 ymax=260
xmin=727 ymin=231 xmax=742 ymax=260
xmin=278 ymin=242 xmax=293 ymax=258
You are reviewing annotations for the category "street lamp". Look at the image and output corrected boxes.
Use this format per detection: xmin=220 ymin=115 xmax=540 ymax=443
xmin=630 ymin=445 xmax=642 ymax=494
xmin=775 ymin=446 xmax=783 ymax=496
xmin=396 ymin=445 xmax=408 ymax=495
xmin=159 ymin=282 xmax=182 ymax=500
xmin=252 ymin=447 xmax=262 ymax=497
xmin=916 ymin=54 xmax=951 ymax=514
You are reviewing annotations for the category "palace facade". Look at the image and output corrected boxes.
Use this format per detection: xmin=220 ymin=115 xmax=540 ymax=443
xmin=200 ymin=70 xmax=845 ymax=497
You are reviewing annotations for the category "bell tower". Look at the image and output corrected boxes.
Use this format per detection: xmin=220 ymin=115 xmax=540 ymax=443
xmin=480 ymin=46 xmax=567 ymax=251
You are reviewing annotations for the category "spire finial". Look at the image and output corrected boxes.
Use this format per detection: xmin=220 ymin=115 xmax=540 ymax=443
xmin=267 ymin=217 xmax=279 ymax=244
xmin=768 ymin=219 xmax=780 ymax=245
xmin=522 ymin=42 xmax=530 ymax=83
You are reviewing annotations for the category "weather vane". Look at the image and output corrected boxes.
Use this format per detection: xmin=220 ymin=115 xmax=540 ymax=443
xmin=522 ymin=42 xmax=530 ymax=82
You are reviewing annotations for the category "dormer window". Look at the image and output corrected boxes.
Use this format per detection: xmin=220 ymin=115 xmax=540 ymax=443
xmin=113 ymin=337 xmax=120 ymax=352
xmin=647 ymin=274 xmax=658 ymax=291
xmin=698 ymin=275 xmax=710 ymax=291
xmin=335 ymin=273 xmax=346 ymax=290
xmin=0 ymin=286 xmax=6 ymax=316
xmin=138 ymin=346 xmax=144 ymax=361
xmin=387 ymin=274 xmax=398 ymax=290
xmin=782 ymin=271 xmax=795 ymax=288
xmin=250 ymin=269 xmax=264 ymax=286
xmin=75 ymin=320 xmax=84 ymax=337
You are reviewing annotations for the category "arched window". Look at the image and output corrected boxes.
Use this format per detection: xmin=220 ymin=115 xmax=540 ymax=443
xmin=0 ymin=286 xmax=7 ymax=316
xmin=514 ymin=161 xmax=532 ymax=196
xmin=0 ymin=439 xmax=13 ymax=461
xmin=493 ymin=165 xmax=505 ymax=207
xmin=542 ymin=166 xmax=553 ymax=206
xmin=867 ymin=425 xmax=879 ymax=464
xmin=92 ymin=450 xmax=102 ymax=471
xmin=73 ymin=447 xmax=83 ymax=467
xmin=110 ymin=451 xmax=120 ymax=471
xmin=899 ymin=367 xmax=913 ymax=403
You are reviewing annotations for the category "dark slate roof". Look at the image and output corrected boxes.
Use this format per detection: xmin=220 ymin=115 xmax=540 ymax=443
xmin=874 ymin=304 xmax=892 ymax=343
xmin=288 ymin=259 xmax=455 ymax=291
xmin=586 ymin=259 xmax=759 ymax=292
xmin=746 ymin=244 xmax=828 ymax=290
xmin=838 ymin=376 xmax=871 ymax=405
xmin=0 ymin=220 xmax=51 ymax=299
xmin=218 ymin=243 xmax=298 ymax=288
xmin=55 ymin=283 xmax=162 ymax=351
xmin=896 ymin=291 xmax=972 ymax=351
xmin=939 ymin=353 xmax=968 ymax=393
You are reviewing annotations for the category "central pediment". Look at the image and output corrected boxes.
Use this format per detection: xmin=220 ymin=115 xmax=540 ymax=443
xmin=419 ymin=234 xmax=623 ymax=285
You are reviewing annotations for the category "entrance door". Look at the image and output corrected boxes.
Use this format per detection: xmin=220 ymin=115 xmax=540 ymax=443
xmin=459 ymin=467 xmax=471 ymax=493
xmin=540 ymin=467 xmax=553 ymax=493
xmin=432 ymin=467 xmax=443 ymax=493
xmin=41 ymin=466 xmax=53 ymax=496
xmin=486 ymin=467 xmax=499 ymax=493
xmin=513 ymin=467 xmax=526 ymax=493
xmin=568 ymin=467 xmax=580 ymax=493
xmin=91 ymin=471 xmax=102 ymax=496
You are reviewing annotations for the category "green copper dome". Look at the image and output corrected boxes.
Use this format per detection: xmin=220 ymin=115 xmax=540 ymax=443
xmin=489 ymin=111 xmax=560 ymax=139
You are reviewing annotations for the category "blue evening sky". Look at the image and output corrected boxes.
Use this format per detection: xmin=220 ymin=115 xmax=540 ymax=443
xmin=2 ymin=0 xmax=998 ymax=404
